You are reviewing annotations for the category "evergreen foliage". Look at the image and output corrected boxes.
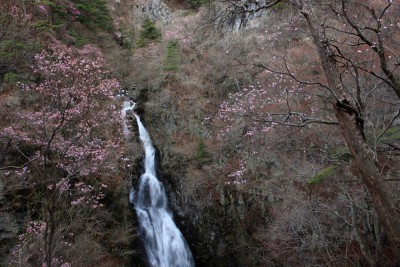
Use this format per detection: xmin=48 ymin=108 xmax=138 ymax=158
xmin=3 ymin=72 xmax=18 ymax=84
xmin=137 ymin=18 xmax=161 ymax=47
xmin=72 ymin=0 xmax=113 ymax=31
xmin=187 ymin=0 xmax=208 ymax=10
xmin=164 ymin=40 xmax=180 ymax=71
xmin=272 ymin=0 xmax=288 ymax=10
xmin=196 ymin=140 xmax=211 ymax=167
xmin=66 ymin=30 xmax=89 ymax=46
xmin=35 ymin=0 xmax=113 ymax=31
xmin=0 ymin=7 xmax=43 ymax=81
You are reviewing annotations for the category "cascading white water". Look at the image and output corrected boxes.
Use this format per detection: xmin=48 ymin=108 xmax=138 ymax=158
xmin=123 ymin=101 xmax=194 ymax=267
xmin=121 ymin=100 xmax=136 ymax=137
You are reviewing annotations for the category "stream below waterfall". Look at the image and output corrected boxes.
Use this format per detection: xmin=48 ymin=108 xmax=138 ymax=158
xmin=122 ymin=101 xmax=194 ymax=267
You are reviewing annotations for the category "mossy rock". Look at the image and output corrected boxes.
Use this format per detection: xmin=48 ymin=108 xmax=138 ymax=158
xmin=5 ymin=95 xmax=21 ymax=107
xmin=308 ymin=166 xmax=336 ymax=185
xmin=378 ymin=127 xmax=400 ymax=142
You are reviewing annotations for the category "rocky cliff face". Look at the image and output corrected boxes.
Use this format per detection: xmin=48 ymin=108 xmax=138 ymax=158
xmin=109 ymin=0 xmax=171 ymax=48
xmin=130 ymin=77 xmax=277 ymax=266
xmin=217 ymin=0 xmax=275 ymax=32
xmin=0 ymin=179 xmax=23 ymax=259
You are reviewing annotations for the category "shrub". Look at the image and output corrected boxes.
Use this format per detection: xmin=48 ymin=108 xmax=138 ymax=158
xmin=376 ymin=127 xmax=400 ymax=142
xmin=272 ymin=0 xmax=289 ymax=10
xmin=3 ymin=72 xmax=18 ymax=84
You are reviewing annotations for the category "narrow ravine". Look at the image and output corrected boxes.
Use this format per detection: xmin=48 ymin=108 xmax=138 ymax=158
xmin=122 ymin=101 xmax=194 ymax=267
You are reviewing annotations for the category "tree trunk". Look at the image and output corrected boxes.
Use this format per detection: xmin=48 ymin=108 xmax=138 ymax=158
xmin=21 ymin=0 xmax=26 ymax=14
xmin=350 ymin=200 xmax=376 ymax=266
xmin=335 ymin=104 xmax=400 ymax=260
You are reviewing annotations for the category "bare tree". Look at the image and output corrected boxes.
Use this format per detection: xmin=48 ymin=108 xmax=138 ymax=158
xmin=219 ymin=0 xmax=400 ymax=261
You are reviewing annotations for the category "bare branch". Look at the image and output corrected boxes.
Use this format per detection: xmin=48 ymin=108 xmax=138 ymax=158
xmin=249 ymin=61 xmax=335 ymax=95
xmin=221 ymin=0 xmax=283 ymax=13
xmin=0 ymin=156 xmax=39 ymax=170
xmin=375 ymin=108 xmax=400 ymax=145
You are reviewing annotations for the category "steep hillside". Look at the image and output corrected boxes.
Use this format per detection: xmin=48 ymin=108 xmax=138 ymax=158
xmin=120 ymin=0 xmax=400 ymax=266
xmin=1 ymin=0 xmax=400 ymax=266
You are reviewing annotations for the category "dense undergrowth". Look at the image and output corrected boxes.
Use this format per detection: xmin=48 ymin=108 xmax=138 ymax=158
xmin=125 ymin=1 xmax=400 ymax=266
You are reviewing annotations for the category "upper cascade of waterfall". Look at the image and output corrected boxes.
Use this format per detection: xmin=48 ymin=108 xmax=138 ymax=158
xmin=134 ymin=114 xmax=157 ymax=177
xmin=124 ymin=101 xmax=194 ymax=267
xmin=121 ymin=100 xmax=136 ymax=137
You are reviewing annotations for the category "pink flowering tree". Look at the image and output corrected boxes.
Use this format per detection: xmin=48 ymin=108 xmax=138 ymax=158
xmin=212 ymin=71 xmax=340 ymax=185
xmin=6 ymin=41 xmax=122 ymax=176
xmin=1 ymin=42 xmax=124 ymax=266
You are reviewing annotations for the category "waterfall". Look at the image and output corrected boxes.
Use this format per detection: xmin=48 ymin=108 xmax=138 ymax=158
xmin=123 ymin=101 xmax=194 ymax=267
xmin=121 ymin=100 xmax=135 ymax=137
